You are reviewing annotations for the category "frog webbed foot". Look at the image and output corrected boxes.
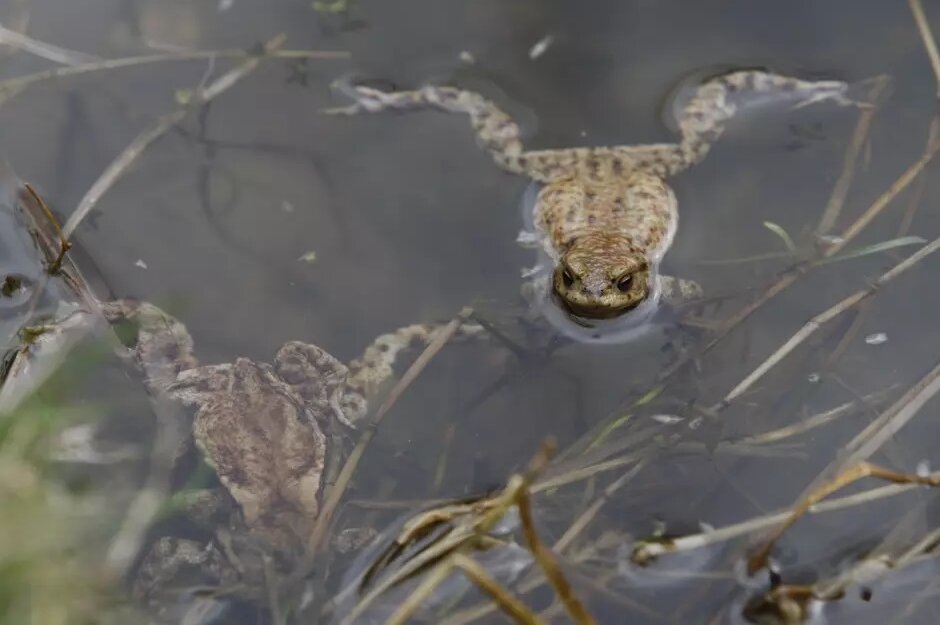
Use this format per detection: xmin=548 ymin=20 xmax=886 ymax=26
xmin=322 ymin=80 xmax=396 ymax=115
xmin=515 ymin=229 xmax=542 ymax=248
xmin=789 ymin=73 xmax=889 ymax=112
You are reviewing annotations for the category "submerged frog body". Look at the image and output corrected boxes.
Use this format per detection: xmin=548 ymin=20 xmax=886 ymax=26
xmin=330 ymin=70 xmax=863 ymax=341
xmin=101 ymin=299 xmax=481 ymax=607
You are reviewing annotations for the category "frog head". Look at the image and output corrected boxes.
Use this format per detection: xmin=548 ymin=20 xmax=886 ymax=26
xmin=552 ymin=232 xmax=653 ymax=319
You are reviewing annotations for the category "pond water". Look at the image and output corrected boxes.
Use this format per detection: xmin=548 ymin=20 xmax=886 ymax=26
xmin=3 ymin=1 xmax=940 ymax=624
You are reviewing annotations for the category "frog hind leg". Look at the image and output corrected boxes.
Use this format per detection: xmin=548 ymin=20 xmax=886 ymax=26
xmin=344 ymin=321 xmax=486 ymax=424
xmin=520 ymin=71 xmax=864 ymax=182
xmin=327 ymin=71 xmax=862 ymax=185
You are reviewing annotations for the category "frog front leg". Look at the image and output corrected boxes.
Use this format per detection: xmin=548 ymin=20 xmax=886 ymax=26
xmin=657 ymin=274 xmax=703 ymax=306
xmin=340 ymin=319 xmax=486 ymax=424
xmin=326 ymin=71 xmax=863 ymax=184
xmin=99 ymin=299 xmax=198 ymax=394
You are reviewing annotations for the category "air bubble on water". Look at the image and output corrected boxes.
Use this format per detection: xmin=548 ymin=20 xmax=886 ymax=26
xmin=528 ymin=35 xmax=554 ymax=59
xmin=807 ymin=372 xmax=821 ymax=383
xmin=916 ymin=460 xmax=931 ymax=477
xmin=865 ymin=332 xmax=888 ymax=345
xmin=817 ymin=234 xmax=844 ymax=245
xmin=651 ymin=414 xmax=684 ymax=425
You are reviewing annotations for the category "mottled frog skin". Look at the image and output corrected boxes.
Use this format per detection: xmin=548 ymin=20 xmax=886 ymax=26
xmin=330 ymin=70 xmax=861 ymax=342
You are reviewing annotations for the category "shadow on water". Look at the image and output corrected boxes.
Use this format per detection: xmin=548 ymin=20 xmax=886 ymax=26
xmin=3 ymin=1 xmax=940 ymax=623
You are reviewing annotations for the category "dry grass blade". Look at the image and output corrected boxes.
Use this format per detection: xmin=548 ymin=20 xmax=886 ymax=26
xmin=379 ymin=536 xmax=571 ymax=625
xmin=553 ymin=460 xmax=648 ymax=554
xmin=828 ymin=139 xmax=940 ymax=256
xmin=22 ymin=183 xmax=71 ymax=273
xmin=669 ymin=130 xmax=940 ymax=383
xmin=631 ymin=479 xmax=927 ymax=565
xmin=718 ymin=236 xmax=940 ymax=408
xmin=910 ymin=0 xmax=940 ymax=94
xmin=812 ymin=236 xmax=925 ymax=266
xmin=338 ymin=441 xmax=555 ymax=625
xmin=305 ymin=307 xmax=474 ymax=555
xmin=0 ymin=47 xmax=348 ymax=104
xmin=516 ymin=488 xmax=597 ymax=625
xmin=451 ymin=554 xmax=544 ymax=625
xmin=807 ymin=512 xmax=940 ymax=602
xmin=734 ymin=388 xmax=896 ymax=446
xmin=838 ymin=358 xmax=940 ymax=469
xmin=816 ymin=75 xmax=891 ymax=234
xmin=744 ymin=358 xmax=940 ymax=575
xmin=62 ymin=34 xmax=289 ymax=238
xmin=748 ymin=464 xmax=940 ymax=574
xmin=0 ymin=22 xmax=98 ymax=65
xmin=384 ymin=557 xmax=458 ymax=625
xmin=896 ymin=114 xmax=940 ymax=241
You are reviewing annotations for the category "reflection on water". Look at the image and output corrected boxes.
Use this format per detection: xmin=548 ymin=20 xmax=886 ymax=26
xmin=3 ymin=0 xmax=940 ymax=623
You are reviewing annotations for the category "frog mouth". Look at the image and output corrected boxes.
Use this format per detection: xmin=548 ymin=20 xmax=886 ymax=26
xmin=552 ymin=291 xmax=644 ymax=321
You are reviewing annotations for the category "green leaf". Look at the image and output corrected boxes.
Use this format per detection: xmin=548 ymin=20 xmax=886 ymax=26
xmin=697 ymin=250 xmax=794 ymax=266
xmin=297 ymin=250 xmax=318 ymax=264
xmin=813 ymin=236 xmax=926 ymax=266
xmin=763 ymin=221 xmax=798 ymax=254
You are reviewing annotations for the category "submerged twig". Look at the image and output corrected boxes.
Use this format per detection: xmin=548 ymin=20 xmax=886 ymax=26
xmin=62 ymin=34 xmax=288 ymax=238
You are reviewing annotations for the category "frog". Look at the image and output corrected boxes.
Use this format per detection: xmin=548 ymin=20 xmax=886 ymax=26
xmin=327 ymin=69 xmax=865 ymax=342
xmin=101 ymin=299 xmax=482 ymax=610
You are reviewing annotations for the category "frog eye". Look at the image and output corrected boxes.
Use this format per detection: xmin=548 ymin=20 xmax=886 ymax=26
xmin=561 ymin=267 xmax=575 ymax=288
xmin=616 ymin=274 xmax=633 ymax=292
